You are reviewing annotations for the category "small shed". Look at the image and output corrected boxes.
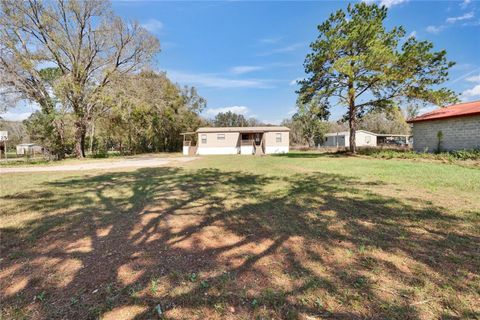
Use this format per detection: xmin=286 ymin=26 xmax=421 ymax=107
xmin=16 ymin=143 xmax=43 ymax=156
xmin=321 ymin=130 xmax=377 ymax=148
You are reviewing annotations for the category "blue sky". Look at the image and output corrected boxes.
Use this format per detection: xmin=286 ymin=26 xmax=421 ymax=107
xmin=3 ymin=0 xmax=480 ymax=123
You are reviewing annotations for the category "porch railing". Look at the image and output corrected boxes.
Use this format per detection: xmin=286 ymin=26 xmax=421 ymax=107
xmin=240 ymin=139 xmax=254 ymax=146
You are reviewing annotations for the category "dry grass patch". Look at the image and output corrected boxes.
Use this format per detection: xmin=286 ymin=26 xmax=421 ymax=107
xmin=1 ymin=155 xmax=479 ymax=319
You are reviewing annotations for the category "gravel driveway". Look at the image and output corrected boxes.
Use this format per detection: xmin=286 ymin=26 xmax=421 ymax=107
xmin=0 ymin=157 xmax=197 ymax=173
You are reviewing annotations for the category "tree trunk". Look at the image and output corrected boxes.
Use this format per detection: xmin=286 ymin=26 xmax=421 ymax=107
xmin=348 ymin=75 xmax=356 ymax=154
xmin=89 ymin=121 xmax=95 ymax=154
xmin=349 ymin=111 xmax=356 ymax=154
xmin=52 ymin=120 xmax=66 ymax=160
xmin=74 ymin=120 xmax=87 ymax=158
xmin=56 ymin=128 xmax=66 ymax=160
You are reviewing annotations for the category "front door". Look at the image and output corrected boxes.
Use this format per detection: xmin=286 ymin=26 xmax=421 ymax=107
xmin=254 ymin=133 xmax=262 ymax=145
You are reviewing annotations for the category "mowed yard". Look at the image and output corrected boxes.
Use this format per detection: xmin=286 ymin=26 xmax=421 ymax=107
xmin=1 ymin=154 xmax=479 ymax=320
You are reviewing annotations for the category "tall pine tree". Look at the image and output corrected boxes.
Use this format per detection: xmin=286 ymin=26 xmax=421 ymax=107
xmin=298 ymin=3 xmax=458 ymax=153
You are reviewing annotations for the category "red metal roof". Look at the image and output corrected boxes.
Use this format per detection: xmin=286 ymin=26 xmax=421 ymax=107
xmin=407 ymin=101 xmax=480 ymax=123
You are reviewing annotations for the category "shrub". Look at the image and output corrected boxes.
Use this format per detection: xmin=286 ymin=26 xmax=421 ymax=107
xmin=357 ymin=147 xmax=480 ymax=162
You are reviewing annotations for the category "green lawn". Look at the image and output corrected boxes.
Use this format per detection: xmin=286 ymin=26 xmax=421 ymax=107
xmin=1 ymin=153 xmax=479 ymax=319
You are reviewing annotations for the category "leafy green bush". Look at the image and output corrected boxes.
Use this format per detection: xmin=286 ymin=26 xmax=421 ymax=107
xmin=357 ymin=147 xmax=480 ymax=161
xmin=89 ymin=151 xmax=121 ymax=159
xmin=449 ymin=149 xmax=480 ymax=160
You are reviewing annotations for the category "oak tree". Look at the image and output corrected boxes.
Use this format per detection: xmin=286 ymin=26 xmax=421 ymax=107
xmin=0 ymin=0 xmax=159 ymax=157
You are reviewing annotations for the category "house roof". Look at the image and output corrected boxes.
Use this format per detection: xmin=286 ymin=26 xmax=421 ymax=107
xmin=324 ymin=130 xmax=376 ymax=137
xmin=324 ymin=130 xmax=411 ymax=137
xmin=196 ymin=126 xmax=290 ymax=133
xmin=407 ymin=101 xmax=480 ymax=123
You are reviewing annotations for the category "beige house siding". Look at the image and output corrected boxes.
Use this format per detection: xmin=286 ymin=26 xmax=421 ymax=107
xmin=411 ymin=115 xmax=480 ymax=152
xmin=186 ymin=127 xmax=290 ymax=155
xmin=198 ymin=132 xmax=240 ymax=148
xmin=354 ymin=131 xmax=377 ymax=147
xmin=197 ymin=132 xmax=240 ymax=155
xmin=264 ymin=131 xmax=289 ymax=153
xmin=322 ymin=130 xmax=377 ymax=148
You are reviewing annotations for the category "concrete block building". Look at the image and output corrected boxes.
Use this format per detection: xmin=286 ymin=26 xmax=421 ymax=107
xmin=407 ymin=101 xmax=480 ymax=152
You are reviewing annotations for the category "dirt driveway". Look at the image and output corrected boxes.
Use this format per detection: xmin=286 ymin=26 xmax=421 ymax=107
xmin=0 ymin=157 xmax=197 ymax=173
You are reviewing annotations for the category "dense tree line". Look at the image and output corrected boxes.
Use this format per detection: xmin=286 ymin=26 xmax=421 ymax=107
xmin=0 ymin=0 xmax=208 ymax=158
xmin=1 ymin=0 xmax=159 ymax=158
xmin=0 ymin=120 xmax=29 ymax=148
xmin=282 ymin=105 xmax=410 ymax=147
xmin=23 ymin=71 xmax=206 ymax=156
xmin=358 ymin=106 xmax=410 ymax=135
xmin=210 ymin=111 xmax=263 ymax=127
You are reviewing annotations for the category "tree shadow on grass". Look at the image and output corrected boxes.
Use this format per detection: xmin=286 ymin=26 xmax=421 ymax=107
xmin=273 ymin=152 xmax=347 ymax=159
xmin=0 ymin=167 xmax=478 ymax=319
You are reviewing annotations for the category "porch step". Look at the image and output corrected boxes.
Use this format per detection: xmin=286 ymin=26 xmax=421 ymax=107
xmin=189 ymin=146 xmax=197 ymax=156
xmin=255 ymin=145 xmax=264 ymax=156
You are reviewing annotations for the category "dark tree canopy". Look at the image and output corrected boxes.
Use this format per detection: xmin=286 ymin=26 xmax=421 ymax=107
xmin=292 ymin=100 xmax=329 ymax=147
xmin=298 ymin=2 xmax=458 ymax=152
xmin=213 ymin=111 xmax=260 ymax=127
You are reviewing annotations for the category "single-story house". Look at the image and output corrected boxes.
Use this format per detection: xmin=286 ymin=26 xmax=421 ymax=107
xmin=322 ymin=130 xmax=377 ymax=148
xmin=321 ymin=130 xmax=411 ymax=148
xmin=407 ymin=101 xmax=480 ymax=152
xmin=16 ymin=143 xmax=43 ymax=156
xmin=182 ymin=126 xmax=290 ymax=155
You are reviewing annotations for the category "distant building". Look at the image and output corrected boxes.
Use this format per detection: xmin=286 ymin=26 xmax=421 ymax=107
xmin=322 ymin=130 xmax=377 ymax=148
xmin=407 ymin=101 xmax=480 ymax=152
xmin=16 ymin=143 xmax=43 ymax=156
xmin=182 ymin=126 xmax=290 ymax=155
xmin=321 ymin=130 xmax=410 ymax=148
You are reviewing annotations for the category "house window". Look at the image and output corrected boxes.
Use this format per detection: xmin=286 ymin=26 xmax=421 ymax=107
xmin=365 ymin=136 xmax=371 ymax=144
xmin=201 ymin=134 xmax=207 ymax=144
xmin=217 ymin=133 xmax=225 ymax=140
xmin=276 ymin=133 xmax=282 ymax=143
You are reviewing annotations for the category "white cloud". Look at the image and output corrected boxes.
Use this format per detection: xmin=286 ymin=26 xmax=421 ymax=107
xmin=166 ymin=70 xmax=273 ymax=89
xmin=426 ymin=25 xmax=444 ymax=34
xmin=141 ymin=19 xmax=163 ymax=33
xmin=287 ymin=107 xmax=297 ymax=116
xmin=426 ymin=11 xmax=475 ymax=35
xmin=261 ymin=119 xmax=282 ymax=125
xmin=462 ymin=84 xmax=480 ymax=99
xmin=205 ymin=106 xmax=250 ymax=117
xmin=230 ymin=66 xmax=264 ymax=75
xmin=461 ymin=0 xmax=472 ymax=9
xmin=258 ymin=43 xmax=304 ymax=56
xmin=417 ymin=105 xmax=438 ymax=115
xmin=408 ymin=31 xmax=417 ymax=38
xmin=259 ymin=37 xmax=283 ymax=44
xmin=447 ymin=67 xmax=480 ymax=85
xmin=379 ymin=0 xmax=408 ymax=8
xmin=466 ymin=75 xmax=480 ymax=82
xmin=289 ymin=77 xmax=303 ymax=86
xmin=446 ymin=12 xmax=474 ymax=23
xmin=0 ymin=111 xmax=32 ymax=121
